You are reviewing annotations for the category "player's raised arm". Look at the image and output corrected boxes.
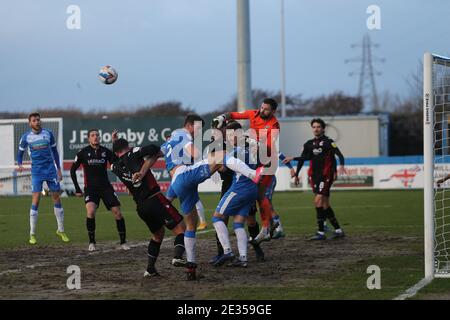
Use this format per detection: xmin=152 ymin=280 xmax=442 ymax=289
xmin=132 ymin=145 xmax=163 ymax=183
xmin=112 ymin=129 xmax=119 ymax=142
xmin=228 ymin=110 xmax=255 ymax=120
xmin=212 ymin=110 xmax=254 ymax=128
xmin=70 ymin=152 xmax=83 ymax=196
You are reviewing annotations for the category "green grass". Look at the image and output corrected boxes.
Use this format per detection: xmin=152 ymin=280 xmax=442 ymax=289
xmin=0 ymin=190 xmax=423 ymax=247
xmin=0 ymin=190 xmax=448 ymax=299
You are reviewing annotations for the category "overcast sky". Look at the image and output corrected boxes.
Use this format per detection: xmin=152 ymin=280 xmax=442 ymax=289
xmin=0 ymin=0 xmax=449 ymax=113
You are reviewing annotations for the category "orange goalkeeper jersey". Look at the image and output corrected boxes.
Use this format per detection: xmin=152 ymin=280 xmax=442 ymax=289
xmin=229 ymin=109 xmax=280 ymax=149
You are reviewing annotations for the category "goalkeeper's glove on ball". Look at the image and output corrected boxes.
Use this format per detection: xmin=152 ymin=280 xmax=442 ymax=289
xmin=212 ymin=114 xmax=226 ymax=129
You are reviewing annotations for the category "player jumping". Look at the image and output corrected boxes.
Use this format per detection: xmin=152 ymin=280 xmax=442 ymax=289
xmin=17 ymin=112 xmax=70 ymax=245
xmin=70 ymin=129 xmax=129 ymax=251
xmin=209 ymin=121 xmax=265 ymax=264
xmin=213 ymin=98 xmax=293 ymax=243
xmin=283 ymin=118 xmax=346 ymax=240
xmin=211 ymin=122 xmax=259 ymax=268
xmin=164 ymin=132 xmax=208 ymax=231
xmin=111 ymin=138 xmax=187 ymax=278
xmin=161 ymin=113 xmax=263 ymax=280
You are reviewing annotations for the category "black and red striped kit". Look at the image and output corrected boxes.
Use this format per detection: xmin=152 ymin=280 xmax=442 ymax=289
xmin=111 ymin=145 xmax=183 ymax=232
xmin=295 ymin=135 xmax=345 ymax=197
xmin=70 ymin=145 xmax=120 ymax=210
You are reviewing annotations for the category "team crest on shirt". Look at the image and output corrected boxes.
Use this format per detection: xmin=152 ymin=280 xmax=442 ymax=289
xmin=319 ymin=141 xmax=324 ymax=146
xmin=101 ymin=152 xmax=106 ymax=157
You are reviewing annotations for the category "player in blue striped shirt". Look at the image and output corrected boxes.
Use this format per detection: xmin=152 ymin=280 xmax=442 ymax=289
xmin=17 ymin=113 xmax=70 ymax=245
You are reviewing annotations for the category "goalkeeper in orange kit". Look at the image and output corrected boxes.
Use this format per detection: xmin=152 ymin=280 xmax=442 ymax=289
xmin=212 ymin=98 xmax=295 ymax=243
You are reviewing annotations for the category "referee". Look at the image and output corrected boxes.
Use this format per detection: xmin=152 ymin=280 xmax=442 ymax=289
xmin=70 ymin=129 xmax=129 ymax=251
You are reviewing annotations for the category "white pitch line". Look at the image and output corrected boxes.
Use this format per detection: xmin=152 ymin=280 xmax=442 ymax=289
xmin=279 ymin=205 xmax=393 ymax=209
xmin=115 ymin=204 xmax=393 ymax=214
xmin=393 ymin=277 xmax=432 ymax=300
xmin=0 ymin=229 xmax=214 ymax=277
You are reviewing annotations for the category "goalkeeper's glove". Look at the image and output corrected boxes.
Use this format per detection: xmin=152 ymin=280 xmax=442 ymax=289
xmin=244 ymin=135 xmax=259 ymax=149
xmin=212 ymin=114 xmax=227 ymax=129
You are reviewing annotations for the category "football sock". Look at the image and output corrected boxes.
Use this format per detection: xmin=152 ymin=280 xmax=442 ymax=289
xmin=30 ymin=204 xmax=38 ymax=235
xmin=147 ymin=239 xmax=161 ymax=273
xmin=115 ymin=217 xmax=126 ymax=244
xmin=233 ymin=223 xmax=247 ymax=262
xmin=212 ymin=217 xmax=231 ymax=254
xmin=259 ymin=198 xmax=272 ymax=228
xmin=195 ymin=201 xmax=206 ymax=224
xmin=315 ymin=207 xmax=325 ymax=232
xmin=324 ymin=207 xmax=341 ymax=230
xmin=248 ymin=221 xmax=260 ymax=240
xmin=174 ymin=233 xmax=185 ymax=259
xmin=184 ymin=230 xmax=196 ymax=263
xmin=215 ymin=233 xmax=224 ymax=256
xmin=53 ymin=203 xmax=65 ymax=232
xmin=86 ymin=217 xmax=96 ymax=244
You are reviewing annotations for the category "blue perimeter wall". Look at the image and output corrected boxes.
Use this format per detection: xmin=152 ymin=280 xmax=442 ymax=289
xmin=281 ymin=155 xmax=425 ymax=166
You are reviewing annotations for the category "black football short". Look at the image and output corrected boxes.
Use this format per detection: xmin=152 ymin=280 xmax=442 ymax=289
xmin=84 ymin=185 xmax=121 ymax=210
xmin=136 ymin=193 xmax=184 ymax=233
xmin=310 ymin=175 xmax=334 ymax=197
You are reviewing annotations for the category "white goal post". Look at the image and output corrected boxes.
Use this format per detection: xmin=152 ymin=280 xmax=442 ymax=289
xmin=424 ymin=52 xmax=450 ymax=279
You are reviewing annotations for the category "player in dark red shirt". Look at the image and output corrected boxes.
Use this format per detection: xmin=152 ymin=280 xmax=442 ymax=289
xmin=70 ymin=129 xmax=127 ymax=251
xmin=283 ymin=118 xmax=346 ymax=240
xmin=111 ymin=138 xmax=188 ymax=278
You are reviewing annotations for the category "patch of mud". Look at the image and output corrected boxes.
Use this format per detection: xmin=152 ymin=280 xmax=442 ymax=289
xmin=0 ymin=234 xmax=418 ymax=299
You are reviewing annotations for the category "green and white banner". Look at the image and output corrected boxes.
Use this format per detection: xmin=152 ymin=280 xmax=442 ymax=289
xmin=63 ymin=116 xmax=212 ymax=160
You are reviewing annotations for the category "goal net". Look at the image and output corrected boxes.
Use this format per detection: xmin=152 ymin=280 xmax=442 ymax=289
xmin=424 ymin=53 xmax=450 ymax=278
xmin=0 ymin=118 xmax=63 ymax=196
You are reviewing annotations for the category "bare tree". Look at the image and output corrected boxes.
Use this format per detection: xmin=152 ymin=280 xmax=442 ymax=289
xmin=286 ymin=91 xmax=362 ymax=116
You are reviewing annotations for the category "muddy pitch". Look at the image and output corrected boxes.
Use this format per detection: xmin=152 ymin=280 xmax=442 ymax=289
xmin=0 ymin=233 xmax=417 ymax=299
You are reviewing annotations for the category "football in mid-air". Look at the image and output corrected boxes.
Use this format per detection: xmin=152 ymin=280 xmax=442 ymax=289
xmin=98 ymin=65 xmax=118 ymax=85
